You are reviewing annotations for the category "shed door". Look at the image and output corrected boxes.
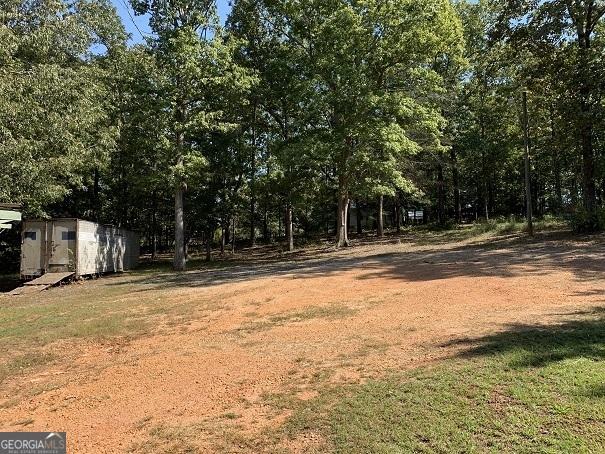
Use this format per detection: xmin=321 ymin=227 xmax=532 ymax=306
xmin=22 ymin=226 xmax=45 ymax=275
xmin=48 ymin=222 xmax=76 ymax=272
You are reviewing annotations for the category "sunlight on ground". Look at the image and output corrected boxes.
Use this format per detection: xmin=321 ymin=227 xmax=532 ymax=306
xmin=0 ymin=229 xmax=604 ymax=452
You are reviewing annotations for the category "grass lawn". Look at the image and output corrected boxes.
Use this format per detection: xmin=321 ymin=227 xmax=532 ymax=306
xmin=271 ymin=309 xmax=605 ymax=453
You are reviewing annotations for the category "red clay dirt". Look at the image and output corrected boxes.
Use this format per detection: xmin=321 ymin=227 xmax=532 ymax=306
xmin=1 ymin=231 xmax=604 ymax=452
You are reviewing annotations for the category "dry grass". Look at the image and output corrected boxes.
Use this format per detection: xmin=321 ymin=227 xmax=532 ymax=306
xmin=235 ymin=305 xmax=359 ymax=335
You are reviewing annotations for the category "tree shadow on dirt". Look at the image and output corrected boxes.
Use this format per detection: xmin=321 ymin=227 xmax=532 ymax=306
xmin=442 ymin=307 xmax=605 ymax=369
xmin=357 ymin=232 xmax=605 ymax=285
xmin=111 ymin=230 xmax=605 ymax=291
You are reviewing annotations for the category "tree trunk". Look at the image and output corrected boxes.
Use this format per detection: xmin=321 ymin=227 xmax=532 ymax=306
xmin=93 ymin=167 xmax=100 ymax=222
xmin=437 ymin=162 xmax=445 ymax=225
xmin=356 ymin=200 xmax=363 ymax=234
xmin=346 ymin=200 xmax=351 ymax=236
xmin=205 ymin=229 xmax=212 ymax=262
xmin=285 ymin=204 xmax=294 ymax=251
xmin=480 ymin=108 xmax=489 ymax=221
xmin=325 ymin=167 xmax=331 ymax=238
xmin=581 ymin=121 xmax=596 ymax=215
xmin=250 ymin=198 xmax=256 ymax=246
xmin=395 ymin=198 xmax=401 ymax=233
xmin=173 ymin=97 xmax=186 ymax=271
xmin=151 ymin=191 xmax=157 ymax=261
xmin=263 ymin=205 xmax=269 ymax=243
xmin=550 ymin=110 xmax=563 ymax=213
xmin=220 ymin=224 xmax=226 ymax=255
xmin=481 ymin=149 xmax=489 ymax=221
xmin=336 ymin=135 xmax=351 ymax=248
xmin=522 ymin=91 xmax=534 ymax=236
xmin=377 ymin=195 xmax=384 ymax=237
xmin=250 ymin=104 xmax=257 ymax=247
xmin=225 ymin=217 xmax=231 ymax=245
xmin=173 ymin=183 xmax=186 ymax=270
xmin=451 ymin=148 xmax=461 ymax=222
xmin=571 ymin=175 xmax=579 ymax=207
xmin=574 ymin=13 xmax=597 ymax=220
xmin=165 ymin=226 xmax=170 ymax=254
xmin=336 ymin=193 xmax=349 ymax=247
xmin=232 ymin=216 xmax=236 ymax=253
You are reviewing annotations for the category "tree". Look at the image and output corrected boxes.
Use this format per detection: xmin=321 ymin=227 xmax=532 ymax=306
xmin=131 ymin=0 xmax=254 ymax=269
xmin=101 ymin=46 xmax=173 ymax=249
xmin=447 ymin=1 xmax=528 ymax=222
xmin=0 ymin=0 xmax=126 ymax=215
xmin=229 ymin=0 xmax=322 ymax=251
xmin=233 ymin=0 xmax=464 ymax=247
xmin=493 ymin=0 xmax=605 ymax=226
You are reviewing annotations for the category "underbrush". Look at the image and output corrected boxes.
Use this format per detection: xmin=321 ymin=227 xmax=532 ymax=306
xmin=467 ymin=215 xmax=566 ymax=236
xmin=569 ymin=207 xmax=605 ymax=233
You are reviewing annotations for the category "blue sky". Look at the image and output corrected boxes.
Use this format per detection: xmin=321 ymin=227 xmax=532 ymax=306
xmin=110 ymin=0 xmax=232 ymax=44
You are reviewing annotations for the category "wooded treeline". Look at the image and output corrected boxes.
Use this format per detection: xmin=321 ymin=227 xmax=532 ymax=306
xmin=2 ymin=0 xmax=605 ymax=269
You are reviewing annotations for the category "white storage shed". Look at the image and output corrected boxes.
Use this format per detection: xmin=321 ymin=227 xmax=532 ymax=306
xmin=21 ymin=219 xmax=139 ymax=279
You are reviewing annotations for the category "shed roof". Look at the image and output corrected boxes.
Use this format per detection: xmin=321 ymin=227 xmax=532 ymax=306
xmin=0 ymin=206 xmax=21 ymax=230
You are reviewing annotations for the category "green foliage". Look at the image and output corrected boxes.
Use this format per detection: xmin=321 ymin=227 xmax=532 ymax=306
xmin=570 ymin=207 xmax=605 ymax=233
xmin=492 ymin=0 xmax=605 ymax=217
xmin=0 ymin=0 xmax=126 ymax=216
xmin=4 ymin=0 xmax=605 ymax=254
xmin=229 ymin=0 xmax=464 ymax=246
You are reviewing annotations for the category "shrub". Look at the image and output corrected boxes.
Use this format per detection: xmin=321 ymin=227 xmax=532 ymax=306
xmin=570 ymin=207 xmax=605 ymax=233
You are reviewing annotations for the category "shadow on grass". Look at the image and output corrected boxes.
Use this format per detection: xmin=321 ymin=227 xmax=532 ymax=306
xmin=444 ymin=307 xmax=605 ymax=368
xmin=587 ymin=384 xmax=605 ymax=398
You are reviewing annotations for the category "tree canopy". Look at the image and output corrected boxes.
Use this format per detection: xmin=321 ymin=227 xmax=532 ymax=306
xmin=3 ymin=0 xmax=605 ymax=267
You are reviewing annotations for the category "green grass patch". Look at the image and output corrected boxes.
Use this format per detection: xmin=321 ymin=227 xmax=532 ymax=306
xmin=467 ymin=215 xmax=566 ymax=236
xmin=0 ymin=278 xmax=222 ymax=351
xmin=132 ymin=422 xmax=203 ymax=453
xmin=0 ymin=291 xmax=152 ymax=349
xmin=408 ymin=215 xmax=568 ymax=246
xmin=263 ymin=309 xmax=605 ymax=453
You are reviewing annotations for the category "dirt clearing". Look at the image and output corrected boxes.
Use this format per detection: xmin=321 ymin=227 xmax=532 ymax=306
xmin=1 ymin=231 xmax=604 ymax=452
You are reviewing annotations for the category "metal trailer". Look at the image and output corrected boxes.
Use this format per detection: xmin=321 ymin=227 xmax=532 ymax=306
xmin=20 ymin=219 xmax=140 ymax=280
xmin=0 ymin=204 xmax=21 ymax=230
